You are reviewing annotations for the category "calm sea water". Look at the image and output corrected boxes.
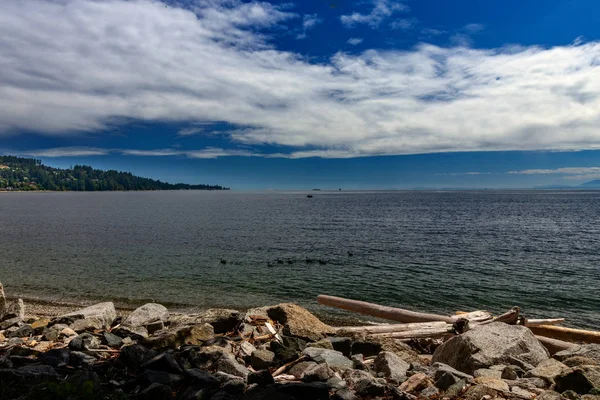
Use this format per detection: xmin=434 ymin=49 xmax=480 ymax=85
xmin=0 ymin=191 xmax=599 ymax=329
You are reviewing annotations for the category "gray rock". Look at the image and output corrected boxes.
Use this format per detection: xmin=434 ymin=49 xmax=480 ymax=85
xmin=70 ymin=351 xmax=98 ymax=367
xmin=9 ymin=324 xmax=33 ymax=338
xmin=289 ymin=361 xmax=319 ymax=379
xmin=55 ymin=302 xmax=117 ymax=328
xmin=169 ymin=309 xmax=241 ymax=334
xmin=144 ymin=323 xmax=214 ymax=349
xmin=502 ymin=364 xmax=525 ymax=379
xmin=307 ymin=339 xmax=334 ymax=350
xmin=301 ymin=363 xmax=333 ymax=382
xmin=271 ymin=336 xmax=306 ymax=363
xmin=328 ymin=376 xmax=348 ymax=390
xmin=70 ymin=318 xmax=103 ymax=333
xmin=248 ymin=369 xmax=275 ymax=386
xmin=302 ymin=347 xmax=353 ymax=371
xmin=342 ymin=368 xmax=375 ymax=386
xmin=430 ymin=362 xmax=473 ymax=390
xmin=351 ymin=354 xmax=366 ymax=370
xmin=445 ymin=378 xmax=468 ymax=398
xmin=2 ymin=298 xmax=25 ymax=321
xmin=103 ymin=332 xmax=123 ymax=347
xmin=123 ymin=303 xmax=169 ymax=328
xmin=273 ymin=381 xmax=331 ymax=400
xmin=512 ymin=385 xmax=537 ymax=399
xmin=140 ymin=382 xmax=174 ymax=400
xmin=250 ymin=349 xmax=275 ymax=370
xmin=39 ymin=348 xmax=70 ymax=367
xmin=142 ymin=352 xmax=183 ymax=374
xmin=556 ymin=346 xmax=600 ymax=365
xmin=555 ymin=366 xmax=600 ymax=394
xmin=374 ymin=351 xmax=410 ymax=384
xmin=431 ymin=322 xmax=549 ymax=374
xmin=525 ymin=358 xmax=570 ymax=384
xmin=119 ymin=344 xmax=158 ymax=370
xmin=143 ymin=369 xmax=183 ymax=386
xmin=474 ymin=367 xmax=503 ymax=379
xmin=329 ymin=337 xmax=352 ymax=357
xmin=16 ymin=364 xmax=59 ymax=380
xmin=564 ymin=357 xmax=600 ymax=367
xmin=538 ymin=390 xmax=567 ymax=400
xmin=183 ymin=368 xmax=220 ymax=389
xmin=420 ymin=386 xmax=440 ymax=398
xmin=216 ymin=353 xmax=250 ymax=378
xmin=355 ymin=377 xmax=387 ymax=396
xmin=333 ymin=387 xmax=358 ymax=400
xmin=7 ymin=337 xmax=24 ymax=346
xmin=69 ymin=333 xmax=101 ymax=351
xmin=0 ymin=317 xmax=21 ymax=330
xmin=221 ymin=379 xmax=246 ymax=395
xmin=267 ymin=303 xmax=335 ymax=341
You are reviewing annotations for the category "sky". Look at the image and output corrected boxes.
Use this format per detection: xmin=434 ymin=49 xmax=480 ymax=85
xmin=1 ymin=0 xmax=600 ymax=189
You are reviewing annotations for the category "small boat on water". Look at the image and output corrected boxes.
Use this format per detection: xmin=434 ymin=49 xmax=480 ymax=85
xmin=307 ymin=194 xmax=313 ymax=198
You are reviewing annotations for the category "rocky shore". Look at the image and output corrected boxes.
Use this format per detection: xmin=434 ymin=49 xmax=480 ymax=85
xmin=1 ymin=294 xmax=599 ymax=400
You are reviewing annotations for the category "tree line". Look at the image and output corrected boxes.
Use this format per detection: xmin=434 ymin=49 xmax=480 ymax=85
xmin=0 ymin=156 xmax=229 ymax=191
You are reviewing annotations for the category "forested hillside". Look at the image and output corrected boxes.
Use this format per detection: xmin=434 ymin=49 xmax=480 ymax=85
xmin=0 ymin=156 xmax=228 ymax=191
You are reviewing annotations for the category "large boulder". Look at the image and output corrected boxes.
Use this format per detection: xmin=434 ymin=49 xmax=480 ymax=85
xmin=169 ymin=309 xmax=241 ymax=334
xmin=431 ymin=322 xmax=549 ymax=374
xmin=267 ymin=303 xmax=335 ymax=341
xmin=123 ymin=303 xmax=169 ymax=328
xmin=54 ymin=302 xmax=117 ymax=329
xmin=303 ymin=347 xmax=353 ymax=371
xmin=525 ymin=358 xmax=570 ymax=384
xmin=554 ymin=366 xmax=600 ymax=395
xmin=373 ymin=351 xmax=410 ymax=384
xmin=556 ymin=345 xmax=600 ymax=365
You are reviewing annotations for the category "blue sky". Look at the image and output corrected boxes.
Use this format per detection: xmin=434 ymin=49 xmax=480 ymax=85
xmin=1 ymin=0 xmax=600 ymax=189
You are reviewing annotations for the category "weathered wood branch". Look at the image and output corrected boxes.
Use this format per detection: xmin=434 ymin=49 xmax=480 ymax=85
xmin=524 ymin=318 xmax=565 ymax=327
xmin=336 ymin=321 xmax=449 ymax=334
xmin=530 ymin=325 xmax=600 ymax=344
xmin=317 ymin=295 xmax=456 ymax=323
xmin=535 ymin=335 xmax=577 ymax=355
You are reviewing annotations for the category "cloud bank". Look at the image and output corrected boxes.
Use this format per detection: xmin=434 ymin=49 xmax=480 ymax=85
xmin=2 ymin=0 xmax=600 ymax=158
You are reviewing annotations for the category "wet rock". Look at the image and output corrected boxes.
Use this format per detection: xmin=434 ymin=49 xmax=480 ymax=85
xmin=329 ymin=337 xmax=352 ymax=357
xmin=119 ymin=344 xmax=158 ymax=370
xmin=69 ymin=332 xmax=101 ymax=350
xmin=103 ymin=331 xmax=123 ymax=347
xmin=143 ymin=369 xmax=183 ymax=386
xmin=555 ymin=366 xmax=600 ymax=394
xmin=183 ymin=368 xmax=220 ymax=388
xmin=145 ymin=323 xmax=214 ymax=349
xmin=70 ymin=351 xmax=98 ymax=367
xmin=9 ymin=324 xmax=33 ymax=338
xmin=55 ymin=302 xmax=117 ymax=329
xmin=267 ymin=303 xmax=335 ymax=341
xmin=556 ymin=346 xmax=600 ymax=365
xmin=140 ymin=382 xmax=174 ymax=400
xmin=302 ymin=347 xmax=353 ymax=371
xmin=525 ymin=358 xmax=570 ymax=384
xmin=430 ymin=362 xmax=474 ymax=390
xmin=124 ymin=303 xmax=169 ymax=328
xmin=473 ymin=376 xmax=510 ymax=391
xmin=250 ymin=349 xmax=275 ymax=370
xmin=564 ymin=357 xmax=600 ymax=368
xmin=216 ymin=353 xmax=250 ymax=378
xmin=248 ymin=369 xmax=275 ymax=386
xmin=399 ymin=372 xmax=434 ymax=393
xmin=70 ymin=318 xmax=103 ymax=333
xmin=374 ymin=351 xmax=410 ymax=384
xmin=301 ymin=363 xmax=333 ymax=382
xmin=432 ymin=323 xmax=549 ymax=374
xmin=142 ymin=352 xmax=183 ymax=374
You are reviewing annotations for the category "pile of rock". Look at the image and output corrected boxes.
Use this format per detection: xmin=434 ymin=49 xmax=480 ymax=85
xmin=1 ymin=298 xmax=599 ymax=400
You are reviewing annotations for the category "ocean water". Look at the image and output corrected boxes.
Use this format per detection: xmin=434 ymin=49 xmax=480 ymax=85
xmin=0 ymin=190 xmax=599 ymax=329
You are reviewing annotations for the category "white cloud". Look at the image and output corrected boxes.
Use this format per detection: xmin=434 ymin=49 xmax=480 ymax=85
xmin=390 ymin=18 xmax=417 ymax=31
xmin=16 ymin=147 xmax=110 ymax=157
xmin=297 ymin=13 xmax=321 ymax=39
xmin=435 ymin=172 xmax=491 ymax=176
xmin=463 ymin=23 xmax=484 ymax=34
xmin=347 ymin=38 xmax=364 ymax=46
xmin=2 ymin=1 xmax=600 ymax=158
xmin=177 ymin=127 xmax=205 ymax=136
xmin=341 ymin=0 xmax=407 ymax=28
xmin=508 ymin=167 xmax=600 ymax=175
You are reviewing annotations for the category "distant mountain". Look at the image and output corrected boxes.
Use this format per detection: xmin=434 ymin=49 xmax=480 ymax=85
xmin=578 ymin=180 xmax=600 ymax=188
xmin=0 ymin=155 xmax=229 ymax=191
xmin=534 ymin=184 xmax=574 ymax=189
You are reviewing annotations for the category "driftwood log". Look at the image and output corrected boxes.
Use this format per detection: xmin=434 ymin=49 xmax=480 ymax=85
xmin=317 ymin=295 xmax=491 ymax=324
xmin=535 ymin=335 xmax=577 ymax=355
xmin=530 ymin=325 xmax=600 ymax=344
